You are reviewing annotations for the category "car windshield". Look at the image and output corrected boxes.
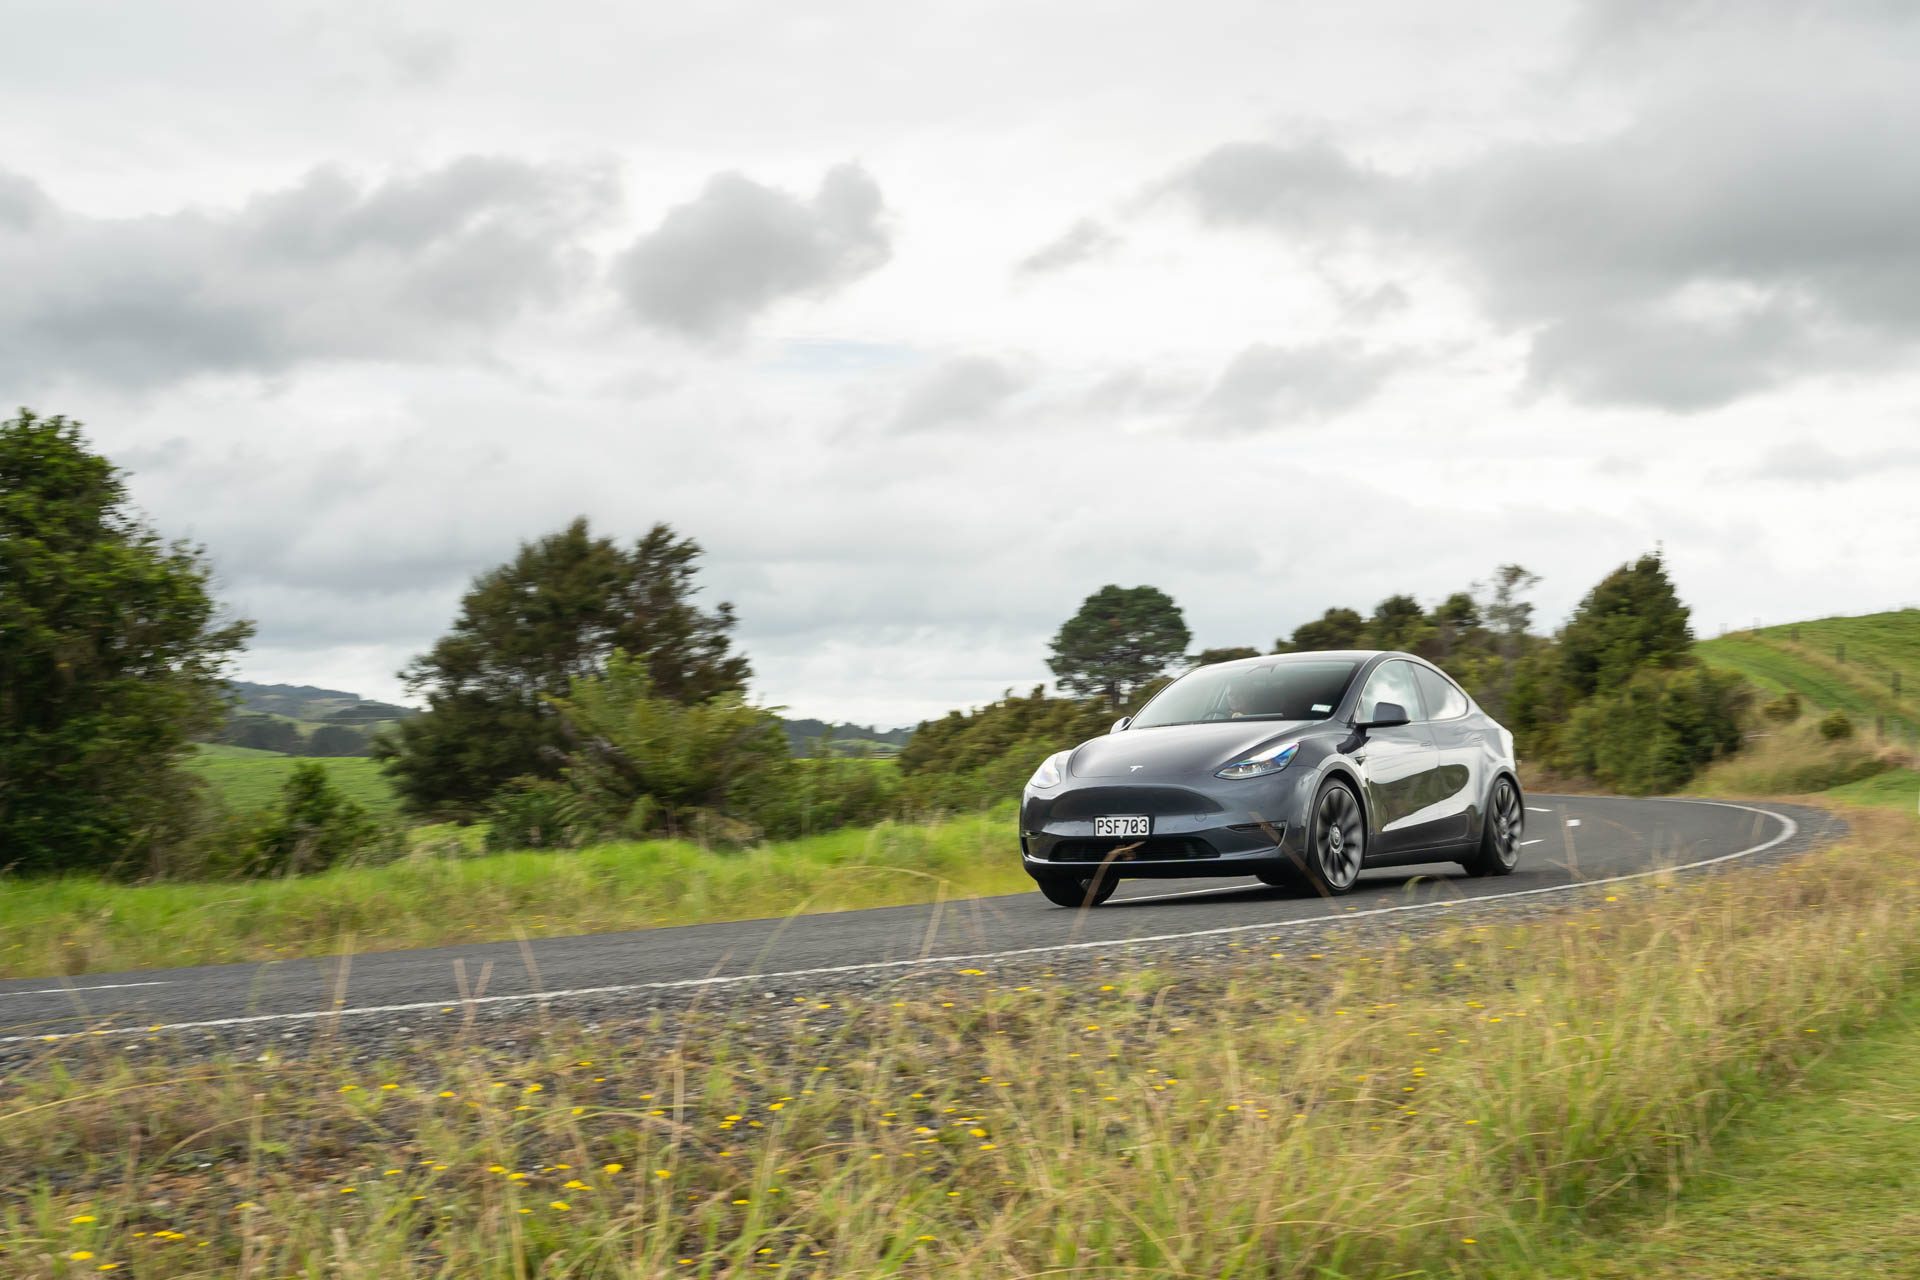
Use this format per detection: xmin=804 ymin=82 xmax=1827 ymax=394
xmin=1130 ymin=659 xmax=1361 ymax=729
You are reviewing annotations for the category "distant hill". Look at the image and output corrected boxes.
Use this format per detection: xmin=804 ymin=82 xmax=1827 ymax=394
xmin=212 ymin=682 xmax=417 ymax=757
xmin=780 ymin=717 xmax=914 ymax=758
xmin=1696 ymin=609 xmax=1920 ymax=745
xmin=229 ymin=682 xmax=416 ymax=723
xmin=219 ymin=683 xmax=907 ymax=760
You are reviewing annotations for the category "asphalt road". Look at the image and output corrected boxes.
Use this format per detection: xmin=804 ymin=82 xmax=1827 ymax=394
xmin=0 ymin=794 xmax=1816 ymax=1048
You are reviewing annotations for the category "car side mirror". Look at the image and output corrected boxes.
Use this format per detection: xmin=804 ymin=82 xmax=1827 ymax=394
xmin=1110 ymin=716 xmax=1132 ymax=733
xmin=1358 ymin=702 xmax=1410 ymax=729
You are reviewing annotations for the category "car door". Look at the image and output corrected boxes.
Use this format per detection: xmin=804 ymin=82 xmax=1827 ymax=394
xmin=1351 ymin=659 xmax=1440 ymax=859
xmin=1412 ymin=663 xmax=1477 ymax=848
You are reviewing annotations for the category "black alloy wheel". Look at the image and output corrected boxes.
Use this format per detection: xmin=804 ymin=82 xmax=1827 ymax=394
xmin=1302 ymin=779 xmax=1364 ymax=895
xmin=1463 ymin=776 xmax=1523 ymax=877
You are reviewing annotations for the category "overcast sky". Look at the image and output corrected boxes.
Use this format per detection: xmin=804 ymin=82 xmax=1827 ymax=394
xmin=5 ymin=0 xmax=1917 ymax=727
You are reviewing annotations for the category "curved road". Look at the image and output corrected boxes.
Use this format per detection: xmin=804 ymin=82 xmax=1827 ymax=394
xmin=0 ymin=795 xmax=1825 ymax=1048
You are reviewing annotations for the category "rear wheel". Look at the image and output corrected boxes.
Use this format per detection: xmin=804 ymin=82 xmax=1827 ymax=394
xmin=1461 ymin=776 xmax=1523 ymax=877
xmin=1036 ymin=871 xmax=1120 ymax=908
xmin=1301 ymin=778 xmax=1365 ymax=896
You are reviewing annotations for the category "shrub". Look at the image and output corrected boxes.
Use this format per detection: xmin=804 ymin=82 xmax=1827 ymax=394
xmin=205 ymin=762 xmax=399 ymax=877
xmin=897 ymin=685 xmax=1119 ymax=813
xmin=483 ymin=778 xmax=588 ymax=851
xmin=1818 ymin=710 xmax=1855 ymax=741
xmin=1557 ymin=665 xmax=1749 ymax=795
xmin=545 ymin=652 xmax=792 ymax=844
xmin=740 ymin=758 xmax=903 ymax=840
xmin=1762 ymin=691 xmax=1803 ymax=723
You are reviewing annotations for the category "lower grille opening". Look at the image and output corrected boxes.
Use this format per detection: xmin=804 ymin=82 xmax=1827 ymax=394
xmin=1047 ymin=837 xmax=1219 ymax=862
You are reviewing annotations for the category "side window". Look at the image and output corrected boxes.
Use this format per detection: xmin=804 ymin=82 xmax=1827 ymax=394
xmin=1414 ymin=665 xmax=1469 ymax=720
xmin=1360 ymin=660 xmax=1426 ymax=723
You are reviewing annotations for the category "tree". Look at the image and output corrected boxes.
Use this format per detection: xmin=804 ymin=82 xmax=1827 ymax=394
xmin=1481 ymin=564 xmax=1541 ymax=660
xmin=1285 ymin=607 xmax=1366 ymax=652
xmin=1191 ymin=646 xmax=1261 ymax=667
xmin=0 ymin=410 xmax=253 ymax=876
xmin=221 ymin=714 xmax=303 ymax=754
xmin=1432 ymin=591 xmax=1481 ymax=657
xmin=1556 ymin=551 xmax=1692 ymax=700
xmin=1047 ymin=585 xmax=1191 ymax=709
xmin=1365 ymin=594 xmax=1432 ymax=652
xmin=304 ymin=724 xmax=369 ymax=757
xmin=375 ymin=518 xmax=750 ymax=816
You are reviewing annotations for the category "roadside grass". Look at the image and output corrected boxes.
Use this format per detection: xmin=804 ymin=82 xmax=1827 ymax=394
xmin=1499 ymin=982 xmax=1920 ymax=1279
xmin=184 ymin=745 xmax=401 ymax=818
xmin=1 ymin=809 xmax=1914 ymax=1278
xmin=0 ymin=809 xmax=1028 ymax=979
xmin=1824 ymin=766 xmax=1920 ymax=811
xmin=1686 ymin=716 xmax=1909 ymax=798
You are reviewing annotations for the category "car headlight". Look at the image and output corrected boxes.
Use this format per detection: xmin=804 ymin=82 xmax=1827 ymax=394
xmin=1216 ymin=741 xmax=1299 ymax=780
xmin=1028 ymin=750 xmax=1069 ymax=790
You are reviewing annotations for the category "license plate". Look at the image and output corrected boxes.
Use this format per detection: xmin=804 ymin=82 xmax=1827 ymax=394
xmin=1093 ymin=815 xmax=1151 ymax=838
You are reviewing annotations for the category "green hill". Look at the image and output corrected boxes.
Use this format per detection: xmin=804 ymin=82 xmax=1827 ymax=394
xmin=1696 ymin=609 xmax=1920 ymax=746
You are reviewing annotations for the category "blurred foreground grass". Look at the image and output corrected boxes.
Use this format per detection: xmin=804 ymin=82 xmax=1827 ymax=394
xmin=1 ymin=808 xmax=1914 ymax=1277
xmin=1500 ymin=980 xmax=1920 ymax=1279
xmin=0 ymin=808 xmax=1026 ymax=979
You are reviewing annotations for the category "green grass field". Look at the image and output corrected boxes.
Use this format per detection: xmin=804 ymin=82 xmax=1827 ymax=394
xmin=1696 ymin=608 xmax=1920 ymax=740
xmin=0 ymin=808 xmax=1027 ymax=978
xmin=184 ymin=743 xmax=401 ymax=817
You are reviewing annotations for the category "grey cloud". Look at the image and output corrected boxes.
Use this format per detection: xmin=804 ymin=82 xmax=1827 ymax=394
xmin=380 ymin=29 xmax=459 ymax=85
xmin=1082 ymin=367 xmax=1200 ymax=418
xmin=889 ymin=355 xmax=1027 ymax=431
xmin=1016 ymin=218 xmax=1119 ymax=276
xmin=1196 ymin=341 xmax=1398 ymax=432
xmin=0 ymin=172 xmax=50 ymax=230
xmin=1748 ymin=438 xmax=1920 ymax=485
xmin=612 ymin=163 xmax=890 ymax=340
xmin=0 ymin=157 xmax=610 ymax=388
xmin=1161 ymin=18 xmax=1920 ymax=412
xmin=1167 ymin=140 xmax=1396 ymax=236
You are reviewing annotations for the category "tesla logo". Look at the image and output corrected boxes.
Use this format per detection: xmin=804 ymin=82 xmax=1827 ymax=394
xmin=1129 ymin=764 xmax=1144 ymax=772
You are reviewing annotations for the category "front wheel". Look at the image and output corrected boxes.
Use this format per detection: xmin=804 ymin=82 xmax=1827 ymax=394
xmin=1036 ymin=871 xmax=1120 ymax=908
xmin=1298 ymin=778 xmax=1364 ymax=896
xmin=1461 ymin=776 xmax=1523 ymax=877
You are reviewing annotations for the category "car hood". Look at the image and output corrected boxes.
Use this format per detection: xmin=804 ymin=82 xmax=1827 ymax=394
xmin=1069 ymin=720 xmax=1318 ymax=778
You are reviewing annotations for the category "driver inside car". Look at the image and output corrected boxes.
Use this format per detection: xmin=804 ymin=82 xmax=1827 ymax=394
xmin=1225 ymin=681 xmax=1257 ymax=717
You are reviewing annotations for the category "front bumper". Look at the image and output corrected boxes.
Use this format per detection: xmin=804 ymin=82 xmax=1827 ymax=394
xmin=1019 ymin=774 xmax=1314 ymax=881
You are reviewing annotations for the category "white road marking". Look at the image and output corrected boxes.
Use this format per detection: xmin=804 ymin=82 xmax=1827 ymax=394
xmin=1519 ymin=839 xmax=1544 ymax=847
xmin=0 ymin=799 xmax=1798 ymax=1048
xmin=1566 ymin=819 xmax=1582 ymax=827
xmin=1120 ymin=885 xmax=1250 ymax=904
xmin=0 ymin=980 xmax=172 ymax=999
xmin=1526 ymin=806 xmax=1553 ymax=814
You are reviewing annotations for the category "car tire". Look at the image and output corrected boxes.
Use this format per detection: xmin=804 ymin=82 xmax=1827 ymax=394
xmin=1461 ymin=775 xmax=1523 ymax=877
xmin=1036 ymin=871 xmax=1120 ymax=908
xmin=1300 ymin=777 xmax=1365 ymax=896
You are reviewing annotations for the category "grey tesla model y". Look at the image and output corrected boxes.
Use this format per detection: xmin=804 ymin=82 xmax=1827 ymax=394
xmin=1020 ymin=650 xmax=1525 ymax=907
